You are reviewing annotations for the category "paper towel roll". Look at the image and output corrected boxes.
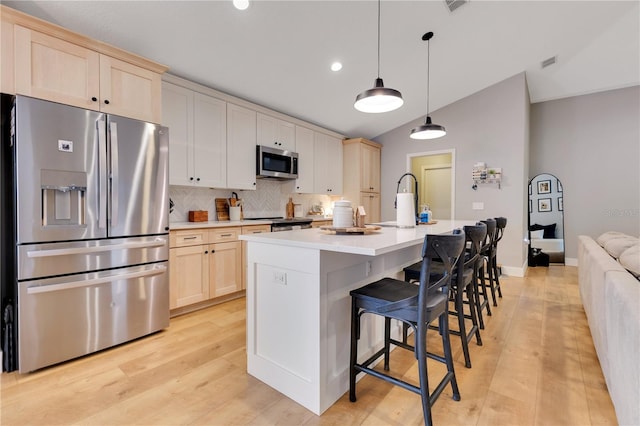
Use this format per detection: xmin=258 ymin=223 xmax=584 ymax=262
xmin=396 ymin=193 xmax=416 ymax=228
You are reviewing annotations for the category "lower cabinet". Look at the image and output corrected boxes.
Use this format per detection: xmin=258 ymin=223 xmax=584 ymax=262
xmin=169 ymin=243 xmax=210 ymax=308
xmin=209 ymin=240 xmax=242 ymax=298
xmin=169 ymin=227 xmax=242 ymax=312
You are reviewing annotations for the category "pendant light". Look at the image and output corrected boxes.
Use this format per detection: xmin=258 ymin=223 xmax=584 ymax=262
xmin=410 ymin=31 xmax=446 ymax=139
xmin=354 ymin=0 xmax=403 ymax=113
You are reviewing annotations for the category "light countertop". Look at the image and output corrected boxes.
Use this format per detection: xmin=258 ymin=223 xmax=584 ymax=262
xmin=239 ymin=219 xmax=476 ymax=256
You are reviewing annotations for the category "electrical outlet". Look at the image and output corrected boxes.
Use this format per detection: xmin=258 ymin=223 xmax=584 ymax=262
xmin=365 ymin=261 xmax=373 ymax=277
xmin=273 ymin=271 xmax=287 ymax=285
xmin=472 ymin=202 xmax=484 ymax=210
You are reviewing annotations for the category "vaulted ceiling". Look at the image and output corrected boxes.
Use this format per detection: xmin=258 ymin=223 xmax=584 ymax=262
xmin=5 ymin=1 xmax=639 ymax=139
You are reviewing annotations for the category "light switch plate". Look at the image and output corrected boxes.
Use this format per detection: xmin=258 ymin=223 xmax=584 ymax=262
xmin=472 ymin=202 xmax=484 ymax=210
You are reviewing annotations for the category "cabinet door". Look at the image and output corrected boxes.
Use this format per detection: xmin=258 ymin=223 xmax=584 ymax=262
xmin=257 ymin=113 xmax=295 ymax=151
xmin=227 ymin=103 xmax=257 ymax=190
xmin=14 ymin=25 xmax=100 ymax=110
xmin=315 ymin=133 xmax=343 ymax=195
xmin=360 ymin=192 xmax=380 ymax=224
xmin=162 ymin=82 xmax=194 ymax=186
xmin=361 ymin=143 xmax=381 ymax=192
xmin=209 ymin=241 xmax=242 ymax=298
xmin=193 ymin=93 xmax=227 ymax=188
xmin=169 ymin=245 xmax=209 ymax=309
xmin=294 ymin=126 xmax=314 ymax=193
xmin=99 ymin=55 xmax=162 ymax=123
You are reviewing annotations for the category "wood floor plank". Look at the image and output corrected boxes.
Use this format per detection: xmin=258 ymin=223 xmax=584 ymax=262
xmin=0 ymin=266 xmax=618 ymax=425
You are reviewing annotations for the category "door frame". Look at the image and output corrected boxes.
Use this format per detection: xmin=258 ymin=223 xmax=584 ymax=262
xmin=406 ymin=149 xmax=456 ymax=220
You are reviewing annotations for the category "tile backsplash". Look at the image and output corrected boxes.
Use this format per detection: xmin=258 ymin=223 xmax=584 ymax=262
xmin=169 ymin=179 xmax=336 ymax=222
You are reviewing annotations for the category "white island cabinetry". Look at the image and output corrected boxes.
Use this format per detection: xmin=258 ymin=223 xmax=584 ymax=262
xmin=240 ymin=220 xmax=475 ymax=415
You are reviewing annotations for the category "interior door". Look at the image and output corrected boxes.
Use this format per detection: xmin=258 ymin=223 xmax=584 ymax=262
xmin=421 ymin=166 xmax=451 ymax=220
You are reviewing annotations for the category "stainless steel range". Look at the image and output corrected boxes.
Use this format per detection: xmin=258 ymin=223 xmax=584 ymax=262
xmin=0 ymin=95 xmax=170 ymax=373
xmin=245 ymin=217 xmax=313 ymax=232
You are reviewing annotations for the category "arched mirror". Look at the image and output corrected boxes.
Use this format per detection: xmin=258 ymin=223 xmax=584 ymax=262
xmin=528 ymin=173 xmax=565 ymax=265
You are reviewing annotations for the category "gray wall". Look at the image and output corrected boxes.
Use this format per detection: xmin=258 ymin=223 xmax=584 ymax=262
xmin=376 ymin=73 xmax=530 ymax=273
xmin=530 ymin=86 xmax=640 ymax=259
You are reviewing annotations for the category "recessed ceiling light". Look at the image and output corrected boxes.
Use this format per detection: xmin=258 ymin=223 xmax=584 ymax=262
xmin=331 ymin=62 xmax=343 ymax=72
xmin=233 ymin=0 xmax=250 ymax=11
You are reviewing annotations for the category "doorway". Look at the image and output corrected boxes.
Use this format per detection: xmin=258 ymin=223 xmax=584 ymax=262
xmin=407 ymin=150 xmax=455 ymax=221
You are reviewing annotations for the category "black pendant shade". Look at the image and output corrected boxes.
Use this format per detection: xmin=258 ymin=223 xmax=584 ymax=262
xmin=354 ymin=0 xmax=403 ymax=113
xmin=410 ymin=116 xmax=446 ymax=140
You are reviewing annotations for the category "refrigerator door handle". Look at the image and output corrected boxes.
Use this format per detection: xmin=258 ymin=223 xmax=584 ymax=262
xmin=26 ymin=264 xmax=167 ymax=295
xmin=97 ymin=118 xmax=107 ymax=229
xmin=110 ymin=121 xmax=119 ymax=229
xmin=26 ymin=238 xmax=167 ymax=258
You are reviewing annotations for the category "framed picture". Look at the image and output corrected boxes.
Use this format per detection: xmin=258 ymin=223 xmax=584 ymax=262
xmin=557 ymin=180 xmax=563 ymax=193
xmin=538 ymin=198 xmax=552 ymax=212
xmin=537 ymin=180 xmax=551 ymax=194
xmin=558 ymin=197 xmax=563 ymax=211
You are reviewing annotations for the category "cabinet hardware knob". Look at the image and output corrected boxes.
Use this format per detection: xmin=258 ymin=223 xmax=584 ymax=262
xmin=190 ymin=177 xmax=194 ymax=181
xmin=91 ymin=97 xmax=98 ymax=102
xmin=196 ymin=177 xmax=201 ymax=182
xmin=204 ymin=250 xmax=208 ymax=254
xmin=211 ymin=250 xmax=215 ymax=254
xmin=104 ymin=99 xmax=110 ymax=105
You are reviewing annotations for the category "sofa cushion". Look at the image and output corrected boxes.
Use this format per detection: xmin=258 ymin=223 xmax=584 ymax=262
xmin=596 ymin=231 xmax=629 ymax=247
xmin=604 ymin=237 xmax=639 ymax=259
xmin=530 ymin=223 xmax=556 ymax=238
xmin=619 ymin=245 xmax=640 ymax=278
xmin=530 ymin=230 xmax=544 ymax=240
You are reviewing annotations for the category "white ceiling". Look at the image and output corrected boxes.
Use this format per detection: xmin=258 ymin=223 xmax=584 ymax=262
xmin=5 ymin=1 xmax=639 ymax=139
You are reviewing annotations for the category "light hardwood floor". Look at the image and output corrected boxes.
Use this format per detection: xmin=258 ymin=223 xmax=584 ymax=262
xmin=1 ymin=266 xmax=617 ymax=425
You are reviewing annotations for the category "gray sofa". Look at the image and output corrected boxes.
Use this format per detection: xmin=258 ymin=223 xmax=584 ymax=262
xmin=578 ymin=232 xmax=640 ymax=426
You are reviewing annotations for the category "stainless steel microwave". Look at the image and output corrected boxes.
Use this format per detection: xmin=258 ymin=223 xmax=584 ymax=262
xmin=256 ymin=145 xmax=298 ymax=180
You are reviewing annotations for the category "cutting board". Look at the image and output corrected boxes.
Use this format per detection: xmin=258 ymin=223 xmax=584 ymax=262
xmin=215 ymin=198 xmax=229 ymax=221
xmin=319 ymin=225 xmax=381 ymax=235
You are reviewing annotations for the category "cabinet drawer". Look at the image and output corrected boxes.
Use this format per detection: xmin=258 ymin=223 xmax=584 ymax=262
xmin=209 ymin=227 xmax=240 ymax=243
xmin=242 ymin=225 xmax=271 ymax=234
xmin=170 ymin=230 xmax=208 ymax=248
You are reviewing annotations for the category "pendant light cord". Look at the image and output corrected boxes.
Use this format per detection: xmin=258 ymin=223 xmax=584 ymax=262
xmin=377 ymin=0 xmax=381 ymax=79
xmin=426 ymin=37 xmax=430 ymax=116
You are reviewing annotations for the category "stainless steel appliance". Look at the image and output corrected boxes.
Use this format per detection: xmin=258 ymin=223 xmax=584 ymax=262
xmin=0 ymin=95 xmax=169 ymax=373
xmin=256 ymin=145 xmax=299 ymax=180
xmin=245 ymin=217 xmax=312 ymax=232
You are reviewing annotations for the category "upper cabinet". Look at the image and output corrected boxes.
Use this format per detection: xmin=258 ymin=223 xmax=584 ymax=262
xmin=314 ymin=133 xmax=343 ymax=195
xmin=343 ymin=138 xmax=382 ymax=223
xmin=162 ymin=82 xmax=227 ymax=188
xmin=227 ymin=103 xmax=257 ymax=190
xmin=294 ymin=126 xmax=315 ymax=193
xmin=3 ymin=6 xmax=167 ymax=123
xmin=257 ymin=113 xmax=296 ymax=151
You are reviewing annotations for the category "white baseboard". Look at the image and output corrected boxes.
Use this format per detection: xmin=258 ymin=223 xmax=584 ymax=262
xmin=565 ymin=257 xmax=578 ymax=266
xmin=502 ymin=263 xmax=525 ymax=277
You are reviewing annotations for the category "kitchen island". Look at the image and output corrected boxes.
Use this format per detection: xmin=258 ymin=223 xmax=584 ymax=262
xmin=239 ymin=220 xmax=475 ymax=415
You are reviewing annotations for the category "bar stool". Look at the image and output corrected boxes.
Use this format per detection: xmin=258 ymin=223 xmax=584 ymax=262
xmin=476 ymin=219 xmax=496 ymax=326
xmin=349 ymin=230 xmax=466 ymax=426
xmin=490 ymin=217 xmax=507 ymax=300
xmin=402 ymin=224 xmax=486 ymax=368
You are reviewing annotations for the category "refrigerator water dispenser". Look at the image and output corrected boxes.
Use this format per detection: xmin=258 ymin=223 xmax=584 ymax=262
xmin=41 ymin=170 xmax=86 ymax=227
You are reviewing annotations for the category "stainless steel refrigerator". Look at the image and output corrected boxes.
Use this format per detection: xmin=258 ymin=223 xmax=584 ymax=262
xmin=1 ymin=95 xmax=170 ymax=373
